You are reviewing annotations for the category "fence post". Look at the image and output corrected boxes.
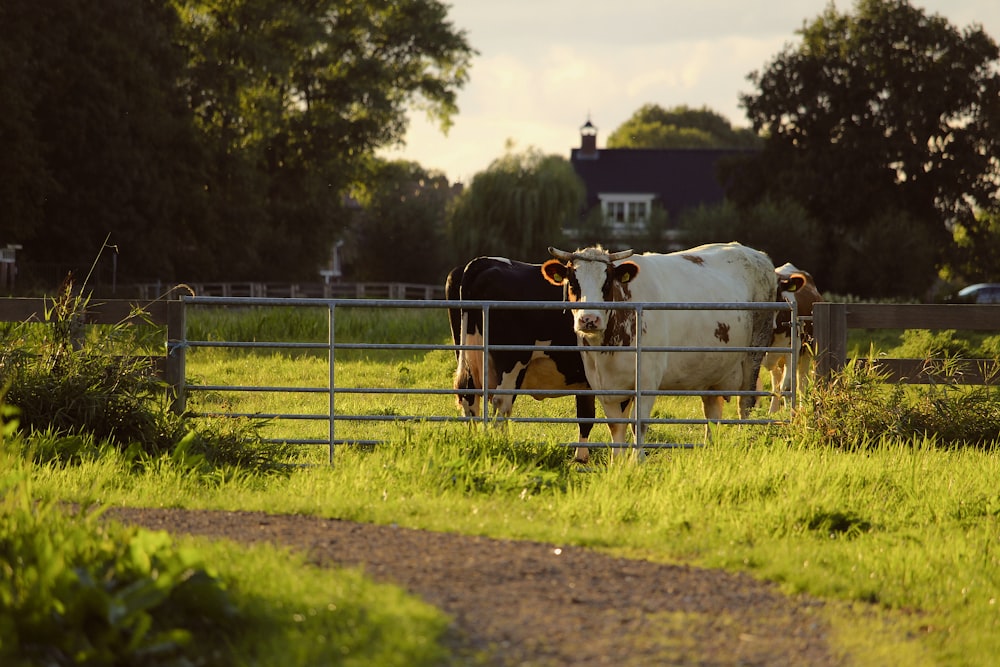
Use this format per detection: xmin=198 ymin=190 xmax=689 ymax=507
xmin=813 ymin=302 xmax=847 ymax=381
xmin=165 ymin=299 xmax=187 ymax=414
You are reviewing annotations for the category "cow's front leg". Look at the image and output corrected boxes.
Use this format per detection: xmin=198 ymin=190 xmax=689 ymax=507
xmin=573 ymin=395 xmax=596 ymax=463
xmin=490 ymin=365 xmax=523 ymax=429
xmin=701 ymin=394 xmax=725 ymax=443
xmin=600 ymin=396 xmax=645 ymax=461
xmin=489 ymin=395 xmax=514 ymax=430
xmin=769 ymin=357 xmax=787 ymax=413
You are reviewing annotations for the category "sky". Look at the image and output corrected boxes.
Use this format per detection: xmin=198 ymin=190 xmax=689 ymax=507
xmin=378 ymin=0 xmax=1000 ymax=184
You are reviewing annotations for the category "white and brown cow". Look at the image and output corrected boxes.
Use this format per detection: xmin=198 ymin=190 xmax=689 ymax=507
xmin=761 ymin=262 xmax=823 ymax=413
xmin=541 ymin=242 xmax=776 ymax=456
xmin=446 ymin=256 xmax=596 ymax=461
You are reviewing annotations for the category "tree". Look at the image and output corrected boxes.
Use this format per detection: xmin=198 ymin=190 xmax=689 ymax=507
xmin=678 ymin=198 xmax=825 ymax=276
xmin=3 ymin=0 xmax=474 ymax=288
xmin=944 ymin=208 xmax=1000 ymax=286
xmin=345 ymin=160 xmax=453 ymax=284
xmin=170 ymin=0 xmax=475 ymax=281
xmin=0 ymin=0 xmax=53 ymax=241
xmin=1 ymin=0 xmax=206 ymax=285
xmin=606 ymin=104 xmax=760 ymax=149
xmin=447 ymin=146 xmax=585 ymax=263
xmin=729 ymin=0 xmax=1000 ymax=298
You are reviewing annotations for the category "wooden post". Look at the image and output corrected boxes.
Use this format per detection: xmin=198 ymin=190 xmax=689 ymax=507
xmin=164 ymin=299 xmax=187 ymax=414
xmin=813 ymin=302 xmax=848 ymax=381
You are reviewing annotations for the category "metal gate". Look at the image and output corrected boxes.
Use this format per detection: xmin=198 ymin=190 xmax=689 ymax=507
xmin=175 ymin=296 xmax=798 ymax=463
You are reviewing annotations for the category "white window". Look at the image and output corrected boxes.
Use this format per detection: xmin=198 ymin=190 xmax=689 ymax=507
xmin=598 ymin=194 xmax=655 ymax=231
xmin=607 ymin=201 xmax=626 ymax=224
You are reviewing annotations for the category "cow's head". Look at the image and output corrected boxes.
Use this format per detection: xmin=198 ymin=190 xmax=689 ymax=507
xmin=777 ymin=272 xmax=808 ymax=298
xmin=542 ymin=246 xmax=638 ymax=340
xmin=775 ymin=265 xmax=820 ymax=343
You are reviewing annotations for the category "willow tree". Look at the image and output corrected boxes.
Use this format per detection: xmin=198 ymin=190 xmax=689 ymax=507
xmin=448 ymin=147 xmax=585 ymax=263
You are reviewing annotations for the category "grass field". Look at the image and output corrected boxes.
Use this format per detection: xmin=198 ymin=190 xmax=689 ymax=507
xmin=8 ymin=301 xmax=1000 ymax=665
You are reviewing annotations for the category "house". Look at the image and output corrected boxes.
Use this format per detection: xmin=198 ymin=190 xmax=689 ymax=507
xmin=568 ymin=118 xmax=755 ymax=246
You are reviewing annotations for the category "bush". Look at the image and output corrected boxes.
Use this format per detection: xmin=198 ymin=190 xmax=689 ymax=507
xmin=0 ymin=280 xmax=170 ymax=450
xmin=799 ymin=354 xmax=1000 ymax=448
xmin=896 ymin=329 xmax=973 ymax=359
xmin=0 ymin=280 xmax=295 ymax=470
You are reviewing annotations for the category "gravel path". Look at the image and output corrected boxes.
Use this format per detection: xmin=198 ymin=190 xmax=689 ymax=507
xmin=104 ymin=507 xmax=842 ymax=666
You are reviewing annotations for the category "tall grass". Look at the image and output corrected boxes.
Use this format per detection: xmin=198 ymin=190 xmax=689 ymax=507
xmin=0 ymin=282 xmax=295 ymax=469
xmin=802 ymin=355 xmax=1000 ymax=448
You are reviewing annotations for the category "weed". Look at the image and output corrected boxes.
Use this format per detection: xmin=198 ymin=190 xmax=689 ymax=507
xmin=0 ymin=276 xmax=293 ymax=471
xmin=799 ymin=352 xmax=1000 ymax=448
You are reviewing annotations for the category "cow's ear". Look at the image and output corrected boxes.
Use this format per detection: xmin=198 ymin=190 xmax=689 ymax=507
xmin=615 ymin=262 xmax=639 ymax=284
xmin=541 ymin=259 xmax=567 ymax=285
xmin=786 ymin=274 xmax=807 ymax=292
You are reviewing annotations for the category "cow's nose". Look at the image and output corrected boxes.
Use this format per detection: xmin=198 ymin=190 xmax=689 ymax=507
xmin=578 ymin=313 xmax=602 ymax=331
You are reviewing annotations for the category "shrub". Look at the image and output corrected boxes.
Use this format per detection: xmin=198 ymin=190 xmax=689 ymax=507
xmin=0 ymin=279 xmax=295 ymax=470
xmin=799 ymin=354 xmax=1000 ymax=448
xmin=896 ymin=329 xmax=973 ymax=359
xmin=0 ymin=279 xmax=172 ymax=452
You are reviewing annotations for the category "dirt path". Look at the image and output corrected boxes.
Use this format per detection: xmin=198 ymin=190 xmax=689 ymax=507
xmin=104 ymin=507 xmax=842 ymax=666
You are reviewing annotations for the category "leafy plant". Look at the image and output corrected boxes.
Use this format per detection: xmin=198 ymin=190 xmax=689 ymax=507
xmin=0 ymin=472 xmax=239 ymax=666
xmin=896 ymin=329 xmax=973 ymax=359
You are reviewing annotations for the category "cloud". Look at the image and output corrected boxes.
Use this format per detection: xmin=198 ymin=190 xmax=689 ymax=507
xmin=383 ymin=0 xmax=1000 ymax=182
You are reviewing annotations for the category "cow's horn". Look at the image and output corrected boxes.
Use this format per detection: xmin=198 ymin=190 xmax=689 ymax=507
xmin=608 ymin=249 xmax=634 ymax=261
xmin=548 ymin=246 xmax=574 ymax=261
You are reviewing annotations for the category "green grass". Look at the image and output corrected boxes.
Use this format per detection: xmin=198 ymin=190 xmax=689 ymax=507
xmin=1 ymin=426 xmax=451 ymax=666
xmin=197 ymin=539 xmax=450 ymax=667
xmin=847 ymin=327 xmax=1000 ymax=359
xmin=25 ymin=426 xmax=1000 ymax=665
xmin=7 ymin=302 xmax=1000 ymax=665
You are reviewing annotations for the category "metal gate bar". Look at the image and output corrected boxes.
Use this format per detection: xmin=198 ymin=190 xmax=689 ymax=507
xmin=180 ymin=296 xmax=797 ymax=463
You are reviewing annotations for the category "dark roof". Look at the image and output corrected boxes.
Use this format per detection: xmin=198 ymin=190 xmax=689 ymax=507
xmin=570 ymin=147 xmax=756 ymax=222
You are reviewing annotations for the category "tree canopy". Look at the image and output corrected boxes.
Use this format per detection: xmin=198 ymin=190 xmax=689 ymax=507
xmin=447 ymin=146 xmax=584 ymax=264
xmin=1 ymin=0 xmax=474 ymax=287
xmin=727 ymin=0 xmax=1000 ymax=297
xmin=344 ymin=160 xmax=453 ymax=284
xmin=606 ymin=104 xmax=760 ymax=149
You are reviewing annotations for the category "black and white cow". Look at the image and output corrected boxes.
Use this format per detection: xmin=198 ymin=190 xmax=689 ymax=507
xmin=446 ymin=257 xmax=596 ymax=461
xmin=542 ymin=242 xmax=776 ymax=456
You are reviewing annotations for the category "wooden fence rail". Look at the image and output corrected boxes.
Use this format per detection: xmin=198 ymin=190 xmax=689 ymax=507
xmin=0 ymin=298 xmax=186 ymax=412
xmin=813 ymin=303 xmax=1000 ymax=385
